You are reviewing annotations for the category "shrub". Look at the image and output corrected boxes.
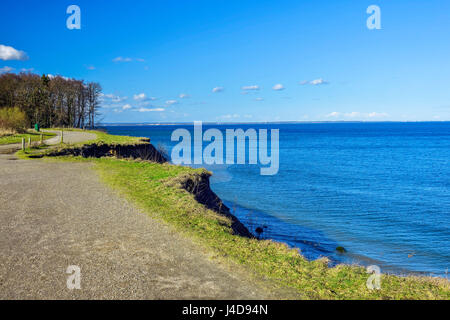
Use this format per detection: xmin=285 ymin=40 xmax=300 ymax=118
xmin=0 ymin=107 xmax=29 ymax=134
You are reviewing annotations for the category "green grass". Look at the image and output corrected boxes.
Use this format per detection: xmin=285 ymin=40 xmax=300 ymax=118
xmin=49 ymin=128 xmax=146 ymax=145
xmin=89 ymin=129 xmax=147 ymax=145
xmin=16 ymin=132 xmax=450 ymax=300
xmin=0 ymin=131 xmax=56 ymax=145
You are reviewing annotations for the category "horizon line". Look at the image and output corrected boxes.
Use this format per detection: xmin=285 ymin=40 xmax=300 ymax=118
xmin=100 ymin=120 xmax=450 ymax=126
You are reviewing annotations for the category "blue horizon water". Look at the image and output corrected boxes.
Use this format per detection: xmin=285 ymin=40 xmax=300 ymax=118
xmin=104 ymin=122 xmax=450 ymax=277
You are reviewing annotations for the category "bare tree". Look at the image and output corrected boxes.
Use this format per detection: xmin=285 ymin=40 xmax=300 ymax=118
xmin=0 ymin=72 xmax=102 ymax=129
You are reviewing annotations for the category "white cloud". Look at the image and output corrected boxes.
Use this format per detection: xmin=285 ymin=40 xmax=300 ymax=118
xmin=212 ymin=86 xmax=224 ymax=93
xmin=272 ymin=84 xmax=285 ymax=91
xmin=166 ymin=100 xmax=178 ymax=106
xmin=100 ymin=93 xmax=128 ymax=105
xmin=368 ymin=112 xmax=389 ymax=118
xmin=47 ymin=74 xmax=70 ymax=80
xmin=0 ymin=66 xmax=14 ymax=73
xmin=326 ymin=111 xmax=389 ymax=119
xmin=112 ymin=57 xmax=133 ymax=62
xmin=122 ymin=104 xmax=132 ymax=110
xmin=255 ymin=97 xmax=264 ymax=101
xmin=47 ymin=74 xmax=71 ymax=80
xmin=87 ymin=66 xmax=95 ymax=70
xmin=179 ymin=93 xmax=190 ymax=99
xmin=138 ymin=108 xmax=165 ymax=112
xmin=345 ymin=111 xmax=361 ymax=118
xmin=241 ymin=85 xmax=260 ymax=91
xmin=310 ymin=78 xmax=328 ymax=85
xmin=20 ymin=68 xmax=34 ymax=72
xmin=300 ymin=78 xmax=329 ymax=86
xmin=106 ymin=94 xmax=127 ymax=102
xmin=133 ymin=93 xmax=147 ymax=101
xmin=113 ymin=57 xmax=144 ymax=63
xmin=0 ymin=45 xmax=28 ymax=61
xmin=133 ymin=93 xmax=158 ymax=103
xmin=326 ymin=112 xmax=340 ymax=117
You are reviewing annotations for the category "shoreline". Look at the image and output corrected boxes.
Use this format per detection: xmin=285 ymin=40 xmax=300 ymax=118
xmin=216 ymin=197 xmax=446 ymax=279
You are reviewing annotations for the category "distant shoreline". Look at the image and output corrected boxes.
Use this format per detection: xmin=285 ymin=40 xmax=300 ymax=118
xmin=101 ymin=121 xmax=450 ymax=126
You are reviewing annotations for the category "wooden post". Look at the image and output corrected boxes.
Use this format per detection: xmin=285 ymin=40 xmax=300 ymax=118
xmin=28 ymin=137 xmax=31 ymax=148
xmin=61 ymin=130 xmax=64 ymax=144
xmin=40 ymin=134 xmax=43 ymax=145
xmin=21 ymin=138 xmax=25 ymax=150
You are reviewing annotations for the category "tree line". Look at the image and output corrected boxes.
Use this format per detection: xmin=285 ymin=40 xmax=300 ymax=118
xmin=0 ymin=72 xmax=102 ymax=129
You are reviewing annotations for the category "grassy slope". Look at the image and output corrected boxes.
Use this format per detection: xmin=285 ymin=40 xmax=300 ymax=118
xmin=0 ymin=131 xmax=56 ymax=145
xmin=90 ymin=130 xmax=146 ymax=145
xmin=49 ymin=128 xmax=146 ymax=145
xmin=17 ymin=130 xmax=450 ymax=300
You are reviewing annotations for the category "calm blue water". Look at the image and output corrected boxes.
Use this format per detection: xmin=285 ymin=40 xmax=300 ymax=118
xmin=105 ymin=122 xmax=450 ymax=277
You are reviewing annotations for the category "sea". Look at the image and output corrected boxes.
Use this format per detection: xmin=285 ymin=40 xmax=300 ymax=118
xmin=104 ymin=122 xmax=450 ymax=277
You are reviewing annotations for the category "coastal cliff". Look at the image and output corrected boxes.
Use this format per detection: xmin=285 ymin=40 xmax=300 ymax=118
xmin=164 ymin=170 xmax=253 ymax=238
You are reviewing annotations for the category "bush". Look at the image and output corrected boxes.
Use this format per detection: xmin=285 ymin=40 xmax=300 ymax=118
xmin=0 ymin=107 xmax=29 ymax=134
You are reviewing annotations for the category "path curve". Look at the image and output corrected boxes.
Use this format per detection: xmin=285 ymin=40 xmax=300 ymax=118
xmin=43 ymin=130 xmax=97 ymax=145
xmin=0 ymin=130 xmax=96 ymax=156
xmin=0 ymin=157 xmax=284 ymax=299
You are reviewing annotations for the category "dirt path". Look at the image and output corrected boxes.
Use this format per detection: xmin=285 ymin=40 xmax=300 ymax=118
xmin=0 ymin=157 xmax=281 ymax=299
xmin=0 ymin=130 xmax=97 ymax=157
xmin=43 ymin=130 xmax=97 ymax=145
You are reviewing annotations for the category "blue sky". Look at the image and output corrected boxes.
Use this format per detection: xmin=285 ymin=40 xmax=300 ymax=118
xmin=1 ymin=0 xmax=450 ymax=123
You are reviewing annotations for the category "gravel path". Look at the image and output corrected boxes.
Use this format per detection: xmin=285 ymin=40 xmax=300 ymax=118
xmin=43 ymin=130 xmax=97 ymax=145
xmin=0 ymin=157 xmax=280 ymax=299
xmin=0 ymin=130 xmax=96 ymax=156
